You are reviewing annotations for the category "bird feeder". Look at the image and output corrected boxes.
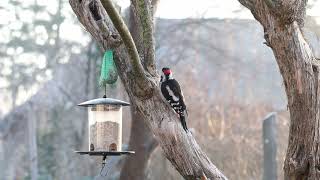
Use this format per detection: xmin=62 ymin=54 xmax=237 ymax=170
xmin=75 ymin=97 xmax=134 ymax=157
xmin=75 ymin=50 xmax=134 ymax=176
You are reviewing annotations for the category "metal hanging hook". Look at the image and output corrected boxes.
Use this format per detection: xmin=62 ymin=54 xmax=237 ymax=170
xmin=103 ymin=84 xmax=107 ymax=98
xmin=99 ymin=155 xmax=109 ymax=177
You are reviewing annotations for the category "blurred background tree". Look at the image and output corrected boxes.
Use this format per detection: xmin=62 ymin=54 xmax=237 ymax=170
xmin=0 ymin=0 xmax=90 ymax=112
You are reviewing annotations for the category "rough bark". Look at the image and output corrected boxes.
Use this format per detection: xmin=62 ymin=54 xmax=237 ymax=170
xmin=238 ymin=0 xmax=320 ymax=179
xmin=69 ymin=0 xmax=227 ymax=179
xmin=119 ymin=4 xmax=158 ymax=180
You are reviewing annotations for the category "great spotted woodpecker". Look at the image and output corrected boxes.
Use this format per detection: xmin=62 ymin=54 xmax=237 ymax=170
xmin=160 ymin=67 xmax=188 ymax=131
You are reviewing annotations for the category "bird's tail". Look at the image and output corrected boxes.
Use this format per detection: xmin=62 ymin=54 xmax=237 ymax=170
xmin=180 ymin=113 xmax=188 ymax=132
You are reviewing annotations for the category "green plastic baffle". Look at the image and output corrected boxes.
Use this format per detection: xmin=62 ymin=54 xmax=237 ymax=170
xmin=99 ymin=50 xmax=118 ymax=87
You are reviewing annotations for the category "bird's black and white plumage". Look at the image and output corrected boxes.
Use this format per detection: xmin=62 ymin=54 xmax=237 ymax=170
xmin=160 ymin=67 xmax=188 ymax=131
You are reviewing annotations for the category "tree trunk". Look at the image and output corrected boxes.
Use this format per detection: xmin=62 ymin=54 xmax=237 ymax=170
xmin=69 ymin=0 xmax=227 ymax=179
xmin=119 ymin=5 xmax=157 ymax=179
xmin=238 ymin=0 xmax=320 ymax=179
xmin=120 ymin=108 xmax=157 ymax=180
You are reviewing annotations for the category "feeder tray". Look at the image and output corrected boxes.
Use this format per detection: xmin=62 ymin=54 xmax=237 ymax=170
xmin=75 ymin=150 xmax=135 ymax=177
xmin=75 ymin=150 xmax=135 ymax=156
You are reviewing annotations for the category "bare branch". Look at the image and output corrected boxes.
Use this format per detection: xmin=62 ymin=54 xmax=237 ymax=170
xmin=237 ymin=0 xmax=255 ymax=10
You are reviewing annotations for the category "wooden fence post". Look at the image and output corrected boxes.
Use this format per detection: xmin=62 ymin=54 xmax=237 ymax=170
xmin=263 ymin=112 xmax=277 ymax=180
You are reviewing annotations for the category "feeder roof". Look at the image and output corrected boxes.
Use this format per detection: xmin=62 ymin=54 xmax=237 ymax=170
xmin=78 ymin=98 xmax=130 ymax=107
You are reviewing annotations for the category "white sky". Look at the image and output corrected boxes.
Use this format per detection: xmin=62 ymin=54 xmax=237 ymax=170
xmin=117 ymin=0 xmax=320 ymax=19
xmin=156 ymin=0 xmax=251 ymax=19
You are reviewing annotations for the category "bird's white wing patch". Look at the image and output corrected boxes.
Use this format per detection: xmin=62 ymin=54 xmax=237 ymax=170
xmin=166 ymin=85 xmax=179 ymax=101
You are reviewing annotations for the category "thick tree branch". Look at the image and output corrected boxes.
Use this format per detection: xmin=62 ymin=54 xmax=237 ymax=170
xmin=88 ymin=1 xmax=122 ymax=47
xmin=239 ymin=0 xmax=307 ymax=26
xmin=130 ymin=0 xmax=156 ymax=75
xmin=70 ymin=0 xmax=120 ymax=49
xmin=238 ymin=0 xmax=255 ymax=9
xmin=133 ymin=93 xmax=227 ymax=179
xmin=100 ymin=0 xmax=146 ymax=76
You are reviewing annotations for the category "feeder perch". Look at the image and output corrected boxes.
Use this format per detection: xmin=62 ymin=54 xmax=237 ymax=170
xmin=75 ymin=97 xmax=134 ymax=157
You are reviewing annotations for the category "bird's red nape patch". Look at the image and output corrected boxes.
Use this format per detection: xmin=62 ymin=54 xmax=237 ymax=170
xmin=163 ymin=69 xmax=171 ymax=75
